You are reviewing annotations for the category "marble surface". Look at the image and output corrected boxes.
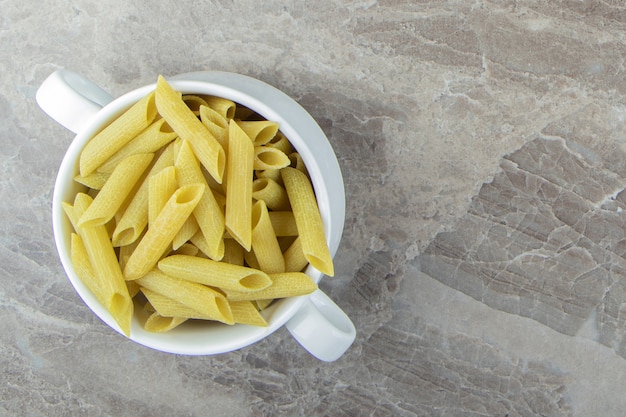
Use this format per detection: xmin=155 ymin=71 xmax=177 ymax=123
xmin=2 ymin=0 xmax=626 ymax=415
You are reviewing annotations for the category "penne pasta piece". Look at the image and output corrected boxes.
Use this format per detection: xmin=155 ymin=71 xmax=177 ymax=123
xmin=222 ymin=238 xmax=244 ymax=266
xmin=172 ymin=216 xmax=199 ymax=250
xmin=288 ymin=152 xmax=308 ymax=175
xmin=78 ymin=153 xmax=154 ymax=228
xmin=281 ymin=167 xmax=334 ymax=276
xmin=236 ymin=120 xmax=279 ymax=146
xmin=243 ymin=249 xmax=260 ymax=270
xmin=268 ymin=211 xmax=298 ymax=237
xmin=112 ymin=144 xmax=175 ymax=247
xmin=265 ymin=132 xmax=293 ymax=154
xmin=255 ymin=169 xmax=282 ymax=184
xmin=252 ymin=178 xmax=291 ymax=211
xmin=158 ymin=254 xmax=272 ymax=292
xmin=182 ymin=94 xmax=208 ymax=116
xmin=123 ymin=184 xmax=204 ymax=280
xmin=225 ymin=120 xmax=254 ymax=251
xmin=199 ymin=105 xmax=228 ymax=150
xmin=283 ymin=237 xmax=309 ymax=273
xmin=201 ymin=95 xmax=236 ymax=120
xmin=253 ymin=146 xmax=290 ymax=171
xmin=63 ymin=193 xmax=133 ymax=336
xmin=254 ymin=299 xmax=274 ymax=310
xmin=155 ymin=76 xmax=225 ymax=183
xmin=136 ymin=269 xmax=233 ymax=324
xmin=175 ymin=140 xmax=225 ymax=260
xmin=224 ymin=272 xmax=318 ymax=301
xmin=170 ymin=242 xmax=200 ymax=257
xmin=74 ymin=171 xmax=110 ymax=190
xmin=126 ymin=280 xmax=140 ymax=298
xmin=148 ymin=166 xmax=177 ymax=225
xmin=98 ymin=118 xmax=177 ymax=173
xmin=141 ymin=287 xmax=216 ymax=320
xmin=80 ymin=91 xmax=157 ymax=176
xmin=70 ymin=233 xmax=108 ymax=307
xmin=144 ymin=312 xmax=187 ymax=333
xmin=251 ymin=200 xmax=285 ymax=274
xmin=229 ymin=301 xmax=268 ymax=326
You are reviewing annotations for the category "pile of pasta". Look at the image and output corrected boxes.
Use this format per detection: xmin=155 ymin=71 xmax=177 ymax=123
xmin=64 ymin=75 xmax=333 ymax=336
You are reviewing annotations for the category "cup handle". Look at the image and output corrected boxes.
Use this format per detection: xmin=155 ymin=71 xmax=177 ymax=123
xmin=36 ymin=69 xmax=114 ymax=134
xmin=285 ymin=289 xmax=356 ymax=362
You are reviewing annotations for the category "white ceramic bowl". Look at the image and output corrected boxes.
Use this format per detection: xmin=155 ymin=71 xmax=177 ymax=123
xmin=37 ymin=70 xmax=356 ymax=361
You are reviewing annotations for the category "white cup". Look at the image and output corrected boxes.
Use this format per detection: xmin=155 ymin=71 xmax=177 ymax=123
xmin=37 ymin=69 xmax=356 ymax=362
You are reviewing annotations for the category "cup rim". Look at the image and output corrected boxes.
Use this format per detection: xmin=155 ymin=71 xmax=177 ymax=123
xmin=52 ymin=72 xmax=345 ymax=355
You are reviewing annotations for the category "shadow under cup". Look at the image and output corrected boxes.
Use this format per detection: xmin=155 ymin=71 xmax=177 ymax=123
xmin=51 ymin=74 xmax=346 ymax=356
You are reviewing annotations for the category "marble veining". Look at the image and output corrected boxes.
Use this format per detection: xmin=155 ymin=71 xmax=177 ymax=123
xmin=2 ymin=0 xmax=626 ymax=416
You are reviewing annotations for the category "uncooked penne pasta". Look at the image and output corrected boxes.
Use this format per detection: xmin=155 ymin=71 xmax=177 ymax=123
xmin=265 ymin=132 xmax=293 ymax=154
xmin=98 ymin=118 xmax=177 ymax=173
xmin=148 ymin=166 xmax=177 ymax=225
xmin=222 ymin=238 xmax=244 ymax=266
xmin=237 ymin=120 xmax=279 ymax=146
xmin=225 ymin=120 xmax=254 ymax=251
xmin=172 ymin=216 xmax=199 ymax=250
xmin=252 ymin=178 xmax=290 ymax=211
xmin=144 ymin=312 xmax=187 ymax=333
xmin=74 ymin=171 xmax=110 ymax=190
xmin=200 ymin=95 xmax=236 ymax=119
xmin=288 ymin=152 xmax=308 ymax=175
xmin=158 ymin=254 xmax=272 ymax=292
xmin=253 ymin=146 xmax=290 ymax=171
xmin=112 ymin=143 xmax=176 ymax=247
xmin=229 ymin=301 xmax=268 ymax=326
xmin=63 ymin=193 xmax=133 ymax=336
xmin=80 ymin=91 xmax=157 ymax=177
xmin=78 ymin=153 xmax=154 ymax=228
xmin=283 ymin=237 xmax=309 ymax=273
xmin=224 ymin=272 xmax=318 ymax=302
xmin=182 ymin=95 xmax=208 ymax=116
xmin=268 ymin=211 xmax=298 ymax=237
xmin=175 ymin=140 xmax=225 ymax=260
xmin=255 ymin=169 xmax=282 ymax=184
xmin=123 ymin=184 xmax=204 ymax=280
xmin=70 ymin=233 xmax=107 ymax=307
xmin=199 ymin=105 xmax=228 ymax=150
xmin=281 ymin=167 xmax=334 ymax=276
xmin=155 ymin=76 xmax=225 ymax=183
xmin=141 ymin=287 xmax=215 ymax=320
xmin=251 ymin=200 xmax=285 ymax=274
xmin=136 ymin=270 xmax=233 ymax=324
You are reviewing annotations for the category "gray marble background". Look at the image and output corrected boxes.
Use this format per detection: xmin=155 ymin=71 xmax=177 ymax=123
xmin=2 ymin=1 xmax=626 ymax=416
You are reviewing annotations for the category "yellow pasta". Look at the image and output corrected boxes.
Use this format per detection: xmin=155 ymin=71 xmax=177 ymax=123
xmin=98 ymin=118 xmax=177 ymax=173
xmin=144 ymin=312 xmax=187 ymax=333
xmin=224 ymin=272 xmax=318 ymax=302
xmin=181 ymin=95 xmax=208 ymax=116
xmin=123 ymin=184 xmax=204 ymax=280
xmin=172 ymin=216 xmax=199 ymax=250
xmin=265 ymin=132 xmax=293 ymax=154
xmin=78 ymin=153 xmax=154 ymax=228
xmin=80 ymin=91 xmax=157 ymax=176
xmin=229 ymin=301 xmax=268 ymax=326
xmin=136 ymin=270 xmax=233 ymax=324
xmin=251 ymin=200 xmax=285 ymax=274
xmin=148 ymin=166 xmax=177 ymax=225
xmin=158 ymin=254 xmax=272 ymax=292
xmin=141 ymin=287 xmax=216 ymax=320
xmin=254 ymin=169 xmax=282 ymax=184
xmin=63 ymin=193 xmax=133 ymax=336
xmin=225 ymin=119 xmax=254 ymax=251
xmin=222 ymin=238 xmax=244 ymax=266
xmin=288 ymin=152 xmax=308 ymax=175
xmin=175 ymin=140 xmax=225 ymax=260
xmin=74 ymin=171 xmax=110 ymax=190
xmin=199 ymin=105 xmax=228 ymax=150
xmin=253 ymin=146 xmax=290 ymax=171
xmin=252 ymin=178 xmax=290 ymax=211
xmin=281 ymin=167 xmax=334 ymax=276
xmin=70 ymin=233 xmax=108 ymax=307
xmin=112 ymin=143 xmax=175 ymax=247
xmin=268 ymin=211 xmax=298 ymax=236
xmin=236 ymin=120 xmax=279 ymax=146
xmin=200 ymin=95 xmax=236 ymax=119
xmin=155 ymin=76 xmax=225 ymax=183
xmin=283 ymin=237 xmax=309 ymax=272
